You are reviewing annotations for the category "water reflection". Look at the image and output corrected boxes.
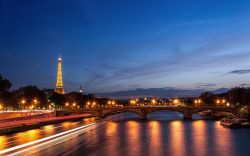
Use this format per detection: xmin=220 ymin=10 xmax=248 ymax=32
xmin=169 ymin=121 xmax=186 ymax=156
xmin=105 ymin=122 xmax=119 ymax=156
xmin=2 ymin=112 xmax=250 ymax=156
xmin=192 ymin=120 xmax=207 ymax=156
xmin=43 ymin=125 xmax=55 ymax=134
xmin=0 ymin=135 xmax=7 ymax=150
xmin=0 ymin=117 xmax=96 ymax=151
xmin=213 ymin=121 xmax=234 ymax=156
xmin=126 ymin=121 xmax=141 ymax=156
xmin=148 ymin=121 xmax=162 ymax=156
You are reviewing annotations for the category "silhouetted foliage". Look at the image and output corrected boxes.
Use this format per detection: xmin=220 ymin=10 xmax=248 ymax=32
xmin=228 ymin=87 xmax=245 ymax=105
xmin=199 ymin=91 xmax=214 ymax=105
xmin=50 ymin=92 xmax=65 ymax=108
xmin=0 ymin=75 xmax=12 ymax=93
xmin=1 ymin=74 xmax=250 ymax=109
xmin=13 ymin=85 xmax=47 ymax=109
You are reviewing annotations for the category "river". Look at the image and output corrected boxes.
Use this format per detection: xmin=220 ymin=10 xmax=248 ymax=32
xmin=1 ymin=111 xmax=250 ymax=156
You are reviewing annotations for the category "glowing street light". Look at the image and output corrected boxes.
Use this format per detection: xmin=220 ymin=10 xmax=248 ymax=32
xmin=0 ymin=104 xmax=2 ymax=109
xmin=216 ymin=99 xmax=227 ymax=105
xmin=151 ymin=99 xmax=156 ymax=105
xmin=21 ymin=99 xmax=26 ymax=105
xmin=65 ymin=102 xmax=69 ymax=106
xmin=173 ymin=99 xmax=179 ymax=105
xmin=33 ymin=99 xmax=38 ymax=105
xmin=194 ymin=99 xmax=202 ymax=105
xmin=226 ymin=103 xmax=230 ymax=107
xmin=130 ymin=100 xmax=136 ymax=105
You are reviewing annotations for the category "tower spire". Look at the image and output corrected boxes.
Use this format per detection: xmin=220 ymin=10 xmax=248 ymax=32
xmin=79 ymin=85 xmax=83 ymax=93
xmin=55 ymin=55 xmax=64 ymax=94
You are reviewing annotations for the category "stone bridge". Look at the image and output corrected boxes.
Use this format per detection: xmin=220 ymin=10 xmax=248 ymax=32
xmin=57 ymin=106 xmax=236 ymax=119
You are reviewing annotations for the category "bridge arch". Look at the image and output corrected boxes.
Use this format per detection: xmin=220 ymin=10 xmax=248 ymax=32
xmin=146 ymin=108 xmax=192 ymax=119
xmin=100 ymin=109 xmax=145 ymax=118
xmin=147 ymin=110 xmax=184 ymax=119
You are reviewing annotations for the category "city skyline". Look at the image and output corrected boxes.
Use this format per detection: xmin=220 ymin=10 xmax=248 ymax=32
xmin=1 ymin=1 xmax=250 ymax=96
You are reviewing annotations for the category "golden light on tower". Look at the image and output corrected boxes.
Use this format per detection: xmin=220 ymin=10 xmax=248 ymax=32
xmin=55 ymin=55 xmax=65 ymax=94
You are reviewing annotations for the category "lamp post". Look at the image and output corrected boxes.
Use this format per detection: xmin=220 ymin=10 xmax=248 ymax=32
xmin=173 ymin=99 xmax=179 ymax=106
xmin=151 ymin=99 xmax=156 ymax=106
xmin=194 ymin=99 xmax=202 ymax=106
xmin=21 ymin=99 xmax=26 ymax=116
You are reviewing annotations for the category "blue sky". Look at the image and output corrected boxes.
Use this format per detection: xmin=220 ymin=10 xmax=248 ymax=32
xmin=1 ymin=0 xmax=250 ymax=96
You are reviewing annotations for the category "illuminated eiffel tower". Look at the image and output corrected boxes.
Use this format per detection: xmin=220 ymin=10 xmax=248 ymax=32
xmin=55 ymin=55 xmax=65 ymax=94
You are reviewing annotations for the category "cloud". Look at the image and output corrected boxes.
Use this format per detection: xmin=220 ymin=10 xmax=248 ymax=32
xmin=229 ymin=70 xmax=250 ymax=74
xmin=196 ymin=83 xmax=216 ymax=87
xmin=96 ymin=87 xmax=228 ymax=99
xmin=84 ymin=26 xmax=250 ymax=90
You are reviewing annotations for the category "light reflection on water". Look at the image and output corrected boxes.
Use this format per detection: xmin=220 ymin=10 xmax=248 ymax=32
xmin=0 ymin=135 xmax=7 ymax=150
xmin=169 ymin=121 xmax=185 ymax=156
xmin=1 ymin=112 xmax=250 ymax=156
xmin=148 ymin=121 xmax=162 ymax=156
xmin=54 ymin=111 xmax=250 ymax=156
xmin=0 ymin=117 xmax=96 ymax=151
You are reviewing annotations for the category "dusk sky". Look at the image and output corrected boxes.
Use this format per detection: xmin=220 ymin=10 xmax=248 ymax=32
xmin=1 ymin=0 xmax=250 ymax=97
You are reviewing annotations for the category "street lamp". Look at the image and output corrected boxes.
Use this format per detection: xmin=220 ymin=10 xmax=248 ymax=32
xmin=33 ymin=99 xmax=38 ymax=105
xmin=130 ymin=99 xmax=136 ymax=105
xmin=151 ymin=99 xmax=156 ymax=105
xmin=216 ymin=100 xmax=220 ymax=105
xmin=173 ymin=99 xmax=179 ymax=106
xmin=194 ymin=99 xmax=202 ymax=106
xmin=21 ymin=99 xmax=26 ymax=105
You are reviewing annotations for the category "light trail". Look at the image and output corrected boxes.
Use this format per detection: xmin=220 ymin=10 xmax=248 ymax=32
xmin=0 ymin=121 xmax=100 ymax=155
xmin=1 ymin=121 xmax=83 ymax=147
xmin=9 ymin=123 xmax=102 ymax=156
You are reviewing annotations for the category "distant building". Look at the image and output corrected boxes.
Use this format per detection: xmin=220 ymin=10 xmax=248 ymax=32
xmin=79 ymin=85 xmax=83 ymax=94
xmin=55 ymin=55 xmax=65 ymax=94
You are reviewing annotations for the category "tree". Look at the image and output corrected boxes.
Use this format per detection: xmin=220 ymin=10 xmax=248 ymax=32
xmin=242 ymin=88 xmax=250 ymax=106
xmin=14 ymin=85 xmax=47 ymax=109
xmin=228 ymin=87 xmax=245 ymax=105
xmin=199 ymin=91 xmax=214 ymax=105
xmin=0 ymin=75 xmax=13 ymax=108
xmin=50 ymin=92 xmax=65 ymax=108
xmin=0 ymin=75 xmax=12 ymax=94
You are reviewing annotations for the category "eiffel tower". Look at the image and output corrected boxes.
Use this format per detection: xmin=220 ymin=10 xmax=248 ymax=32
xmin=55 ymin=55 xmax=65 ymax=94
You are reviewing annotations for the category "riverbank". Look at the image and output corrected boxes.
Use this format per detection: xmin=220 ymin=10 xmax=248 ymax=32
xmin=0 ymin=114 xmax=93 ymax=135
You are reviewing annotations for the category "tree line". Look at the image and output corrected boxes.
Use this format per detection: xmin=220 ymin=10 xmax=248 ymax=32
xmin=1 ymin=74 xmax=250 ymax=110
xmin=0 ymin=74 xmax=109 ymax=110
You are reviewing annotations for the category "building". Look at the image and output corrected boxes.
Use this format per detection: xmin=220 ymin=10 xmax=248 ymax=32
xmin=55 ymin=55 xmax=65 ymax=94
xmin=79 ymin=85 xmax=83 ymax=93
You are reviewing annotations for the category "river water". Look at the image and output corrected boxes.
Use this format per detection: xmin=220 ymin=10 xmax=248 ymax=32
xmin=1 ymin=111 xmax=250 ymax=156
xmin=31 ymin=111 xmax=250 ymax=156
